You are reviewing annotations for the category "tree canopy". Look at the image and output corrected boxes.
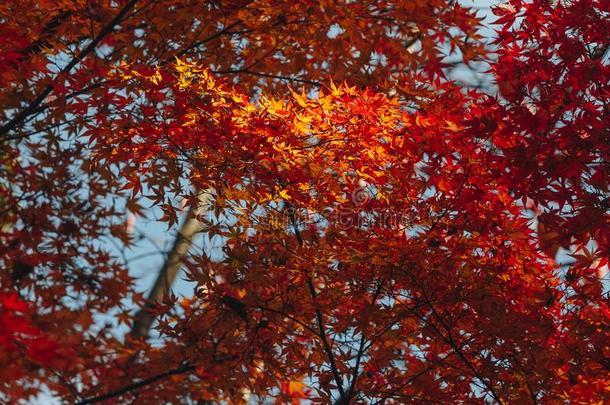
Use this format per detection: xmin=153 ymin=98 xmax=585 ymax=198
xmin=0 ymin=0 xmax=608 ymax=403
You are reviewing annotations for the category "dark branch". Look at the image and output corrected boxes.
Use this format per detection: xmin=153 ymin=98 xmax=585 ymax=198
xmin=14 ymin=11 xmax=74 ymax=61
xmin=286 ymin=202 xmax=347 ymax=403
xmin=75 ymin=364 xmax=195 ymax=404
xmin=0 ymin=0 xmax=140 ymax=138
xmin=213 ymin=69 xmax=322 ymax=87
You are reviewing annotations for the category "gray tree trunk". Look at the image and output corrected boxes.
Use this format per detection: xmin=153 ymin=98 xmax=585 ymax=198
xmin=131 ymin=191 xmax=212 ymax=339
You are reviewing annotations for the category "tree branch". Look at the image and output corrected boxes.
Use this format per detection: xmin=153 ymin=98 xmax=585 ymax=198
xmin=345 ymin=281 xmax=385 ymax=403
xmin=286 ymin=202 xmax=347 ymax=403
xmin=0 ymin=0 xmax=140 ymax=138
xmin=416 ymin=286 xmax=505 ymax=405
xmin=75 ymin=364 xmax=195 ymax=404
xmin=213 ymin=69 xmax=322 ymax=87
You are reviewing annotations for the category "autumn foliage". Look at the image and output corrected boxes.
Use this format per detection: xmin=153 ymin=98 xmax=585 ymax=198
xmin=0 ymin=0 xmax=608 ymax=403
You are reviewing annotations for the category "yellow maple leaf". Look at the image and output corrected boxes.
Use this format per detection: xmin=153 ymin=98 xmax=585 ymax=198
xmin=445 ymin=120 xmax=461 ymax=132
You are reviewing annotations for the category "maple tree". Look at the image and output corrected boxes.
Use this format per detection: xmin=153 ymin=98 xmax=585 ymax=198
xmin=0 ymin=0 xmax=608 ymax=404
